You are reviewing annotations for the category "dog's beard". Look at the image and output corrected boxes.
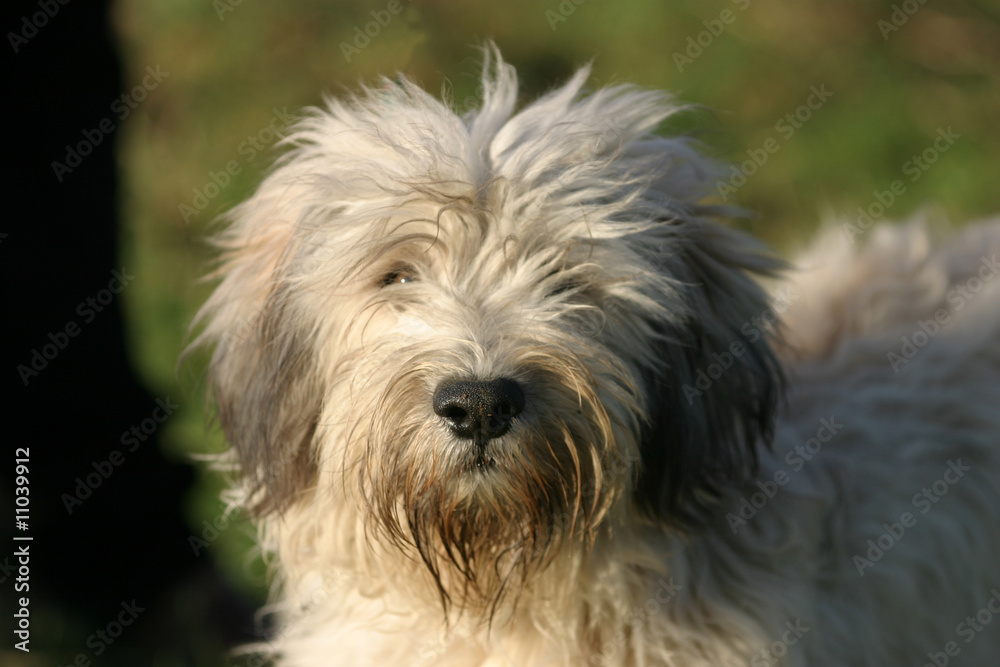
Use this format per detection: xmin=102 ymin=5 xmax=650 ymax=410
xmin=357 ymin=346 xmax=637 ymax=619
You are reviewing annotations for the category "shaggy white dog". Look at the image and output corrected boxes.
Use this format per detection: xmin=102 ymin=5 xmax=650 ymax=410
xmin=193 ymin=47 xmax=1000 ymax=666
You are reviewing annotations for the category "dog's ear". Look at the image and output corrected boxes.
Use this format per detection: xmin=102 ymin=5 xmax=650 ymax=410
xmin=208 ymin=294 xmax=322 ymax=517
xmin=634 ymin=219 xmax=786 ymax=526
xmin=190 ymin=195 xmax=324 ymax=518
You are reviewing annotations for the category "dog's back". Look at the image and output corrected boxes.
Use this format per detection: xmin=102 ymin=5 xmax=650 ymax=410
xmin=748 ymin=218 xmax=1000 ymax=666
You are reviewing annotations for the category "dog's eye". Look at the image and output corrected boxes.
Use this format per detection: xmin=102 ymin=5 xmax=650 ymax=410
xmin=379 ymin=266 xmax=418 ymax=287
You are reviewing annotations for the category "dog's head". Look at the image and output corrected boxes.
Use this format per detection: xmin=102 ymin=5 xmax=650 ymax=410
xmin=193 ymin=46 xmax=784 ymax=613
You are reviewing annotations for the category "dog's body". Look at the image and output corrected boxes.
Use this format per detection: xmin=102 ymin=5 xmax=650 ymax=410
xmin=193 ymin=49 xmax=1000 ymax=666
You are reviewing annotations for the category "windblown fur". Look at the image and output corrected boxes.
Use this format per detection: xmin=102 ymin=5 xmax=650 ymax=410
xmin=192 ymin=47 xmax=1000 ymax=666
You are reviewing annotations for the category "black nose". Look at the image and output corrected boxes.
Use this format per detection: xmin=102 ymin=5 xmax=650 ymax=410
xmin=433 ymin=378 xmax=525 ymax=442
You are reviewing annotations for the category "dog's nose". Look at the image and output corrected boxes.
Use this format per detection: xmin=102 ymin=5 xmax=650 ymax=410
xmin=433 ymin=378 xmax=525 ymax=442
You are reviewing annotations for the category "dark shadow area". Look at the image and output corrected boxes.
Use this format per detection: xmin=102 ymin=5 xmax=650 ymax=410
xmin=2 ymin=1 xmax=257 ymax=664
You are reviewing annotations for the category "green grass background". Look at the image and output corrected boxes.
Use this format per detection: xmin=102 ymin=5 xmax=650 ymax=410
xmin=109 ymin=0 xmax=999 ymax=661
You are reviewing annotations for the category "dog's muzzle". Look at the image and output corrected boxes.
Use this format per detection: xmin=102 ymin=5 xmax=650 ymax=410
xmin=433 ymin=378 xmax=525 ymax=445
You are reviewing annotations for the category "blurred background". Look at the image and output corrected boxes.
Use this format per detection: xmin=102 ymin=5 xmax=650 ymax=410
xmin=4 ymin=0 xmax=999 ymax=664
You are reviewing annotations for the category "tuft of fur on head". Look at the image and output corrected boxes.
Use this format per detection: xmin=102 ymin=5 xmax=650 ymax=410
xmin=190 ymin=43 xmax=784 ymax=620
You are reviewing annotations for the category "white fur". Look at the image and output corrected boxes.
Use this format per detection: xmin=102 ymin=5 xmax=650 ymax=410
xmin=193 ymin=46 xmax=1000 ymax=666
